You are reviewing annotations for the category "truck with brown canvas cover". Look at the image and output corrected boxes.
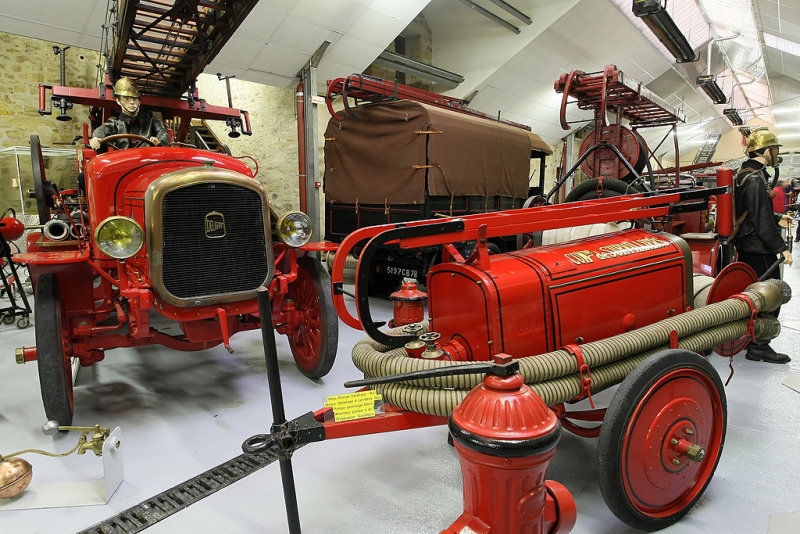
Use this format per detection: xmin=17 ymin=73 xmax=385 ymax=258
xmin=324 ymin=99 xmax=551 ymax=292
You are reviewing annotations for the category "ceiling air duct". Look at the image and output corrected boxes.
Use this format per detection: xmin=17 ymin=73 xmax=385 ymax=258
xmin=633 ymin=0 xmax=699 ymax=63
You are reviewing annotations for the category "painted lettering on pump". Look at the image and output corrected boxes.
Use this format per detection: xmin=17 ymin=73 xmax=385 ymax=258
xmin=564 ymin=237 xmax=669 ymax=265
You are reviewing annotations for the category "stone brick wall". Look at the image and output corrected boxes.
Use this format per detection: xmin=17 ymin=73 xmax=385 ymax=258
xmin=0 ymin=32 xmax=99 ymax=216
xmin=196 ymin=74 xmax=330 ymax=226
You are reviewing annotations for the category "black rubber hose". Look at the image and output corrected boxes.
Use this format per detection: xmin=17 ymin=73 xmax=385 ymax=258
xmin=564 ymin=178 xmax=642 ymax=202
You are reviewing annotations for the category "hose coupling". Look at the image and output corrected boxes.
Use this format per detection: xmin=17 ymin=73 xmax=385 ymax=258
xmin=753 ymin=316 xmax=781 ymax=341
xmin=745 ymin=281 xmax=786 ymax=313
xmin=763 ymin=278 xmax=792 ymax=305
xmin=403 ymin=324 xmax=426 ymax=358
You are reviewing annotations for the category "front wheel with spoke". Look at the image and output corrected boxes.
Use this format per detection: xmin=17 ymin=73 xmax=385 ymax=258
xmin=286 ymin=257 xmax=338 ymax=379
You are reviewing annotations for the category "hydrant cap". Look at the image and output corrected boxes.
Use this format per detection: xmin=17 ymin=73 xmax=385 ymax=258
xmin=449 ymin=373 xmax=561 ymax=458
xmin=390 ymin=281 xmax=428 ymax=302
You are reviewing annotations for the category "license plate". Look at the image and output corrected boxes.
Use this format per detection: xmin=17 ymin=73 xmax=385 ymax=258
xmin=383 ymin=265 xmax=419 ymax=278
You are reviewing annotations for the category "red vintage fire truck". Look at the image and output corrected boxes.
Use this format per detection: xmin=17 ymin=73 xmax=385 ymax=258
xmin=14 ymin=105 xmax=338 ymax=427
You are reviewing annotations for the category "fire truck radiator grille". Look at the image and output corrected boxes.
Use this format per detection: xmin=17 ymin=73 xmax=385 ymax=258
xmin=161 ymin=183 xmax=268 ymax=299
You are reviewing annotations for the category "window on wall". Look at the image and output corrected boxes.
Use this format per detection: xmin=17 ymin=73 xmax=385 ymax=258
xmin=394 ymin=36 xmax=407 ymax=85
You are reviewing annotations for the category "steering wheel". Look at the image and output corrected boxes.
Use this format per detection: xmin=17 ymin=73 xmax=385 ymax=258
xmin=98 ymin=133 xmax=157 ymax=150
xmin=30 ymin=135 xmax=56 ymax=225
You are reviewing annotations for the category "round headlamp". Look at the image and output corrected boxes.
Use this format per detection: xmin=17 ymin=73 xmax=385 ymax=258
xmin=276 ymin=211 xmax=312 ymax=248
xmin=94 ymin=216 xmax=144 ymax=259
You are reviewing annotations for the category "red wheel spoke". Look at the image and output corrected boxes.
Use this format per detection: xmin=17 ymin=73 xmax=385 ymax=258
xmin=285 ymin=258 xmax=337 ymax=379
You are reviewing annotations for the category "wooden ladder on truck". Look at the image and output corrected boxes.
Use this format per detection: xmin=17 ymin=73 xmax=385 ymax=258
xmin=111 ymin=0 xmax=259 ymax=98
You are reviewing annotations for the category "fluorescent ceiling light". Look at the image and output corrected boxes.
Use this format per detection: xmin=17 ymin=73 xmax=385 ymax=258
xmin=633 ymin=0 xmax=699 ymax=63
xmin=696 ymin=75 xmax=727 ymax=104
xmin=774 ymin=121 xmax=800 ymax=128
xmin=772 ymin=107 xmax=800 ymax=115
xmin=723 ymin=108 xmax=743 ymax=126
xmin=764 ymin=33 xmax=800 ymax=57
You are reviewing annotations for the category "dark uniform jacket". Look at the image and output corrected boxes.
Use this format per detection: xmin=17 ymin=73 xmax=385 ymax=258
xmin=92 ymin=110 xmax=170 ymax=149
xmin=732 ymin=160 xmax=788 ymax=255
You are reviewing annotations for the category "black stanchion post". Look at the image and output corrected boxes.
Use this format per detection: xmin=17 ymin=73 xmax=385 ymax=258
xmin=257 ymin=287 xmax=301 ymax=534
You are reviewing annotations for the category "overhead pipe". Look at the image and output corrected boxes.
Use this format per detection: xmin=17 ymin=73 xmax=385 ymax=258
xmin=696 ymin=31 xmax=740 ymax=105
xmin=296 ymin=82 xmax=307 ymax=214
xmin=706 ymin=33 xmax=740 ymax=76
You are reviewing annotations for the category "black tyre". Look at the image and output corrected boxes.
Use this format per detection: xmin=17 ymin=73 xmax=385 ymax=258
xmin=564 ymin=178 xmax=643 ymax=202
xmin=598 ymin=349 xmax=726 ymax=531
xmin=35 ymin=274 xmax=74 ymax=425
xmin=286 ymin=257 xmax=338 ymax=379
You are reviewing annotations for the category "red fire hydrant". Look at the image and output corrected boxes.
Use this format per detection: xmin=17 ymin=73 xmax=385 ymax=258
xmin=443 ymin=354 xmax=576 ymax=534
xmin=389 ymin=281 xmax=427 ymax=327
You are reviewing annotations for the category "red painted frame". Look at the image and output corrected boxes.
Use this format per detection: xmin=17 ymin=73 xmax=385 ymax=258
xmin=39 ymin=75 xmax=251 ymax=141
xmin=331 ymin=186 xmax=724 ymax=330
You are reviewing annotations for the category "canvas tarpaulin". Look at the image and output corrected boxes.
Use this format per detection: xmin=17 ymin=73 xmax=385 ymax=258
xmin=324 ymin=100 xmax=549 ymax=205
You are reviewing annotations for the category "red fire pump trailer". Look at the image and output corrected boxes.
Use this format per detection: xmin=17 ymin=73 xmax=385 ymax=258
xmin=11 ymin=81 xmax=339 ymax=427
xmin=238 ymin=168 xmax=789 ymax=533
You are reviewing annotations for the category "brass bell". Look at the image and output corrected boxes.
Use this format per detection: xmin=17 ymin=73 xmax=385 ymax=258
xmin=0 ymin=457 xmax=33 ymax=498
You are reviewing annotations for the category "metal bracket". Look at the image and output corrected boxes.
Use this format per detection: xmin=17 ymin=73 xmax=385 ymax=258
xmin=241 ymin=412 xmax=326 ymax=457
xmin=0 ymin=427 xmax=123 ymax=510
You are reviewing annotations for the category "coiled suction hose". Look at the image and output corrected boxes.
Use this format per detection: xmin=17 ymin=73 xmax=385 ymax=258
xmin=352 ymin=280 xmax=789 ymax=417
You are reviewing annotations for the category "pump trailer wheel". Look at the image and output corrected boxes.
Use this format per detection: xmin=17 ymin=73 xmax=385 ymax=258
xmin=286 ymin=257 xmax=338 ymax=379
xmin=597 ymin=349 xmax=726 ymax=531
xmin=34 ymin=273 xmax=75 ymax=425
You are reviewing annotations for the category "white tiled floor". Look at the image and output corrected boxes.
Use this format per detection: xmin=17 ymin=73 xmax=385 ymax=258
xmin=1 ymin=262 xmax=799 ymax=534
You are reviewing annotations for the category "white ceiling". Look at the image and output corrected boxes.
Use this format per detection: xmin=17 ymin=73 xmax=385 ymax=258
xmin=1 ymin=0 xmax=799 ymax=150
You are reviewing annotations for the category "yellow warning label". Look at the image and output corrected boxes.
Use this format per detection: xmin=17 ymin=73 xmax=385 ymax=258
xmin=324 ymin=390 xmax=382 ymax=422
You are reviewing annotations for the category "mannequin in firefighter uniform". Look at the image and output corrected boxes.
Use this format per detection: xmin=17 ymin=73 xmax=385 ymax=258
xmin=89 ymin=78 xmax=169 ymax=150
xmin=733 ymin=127 xmax=794 ymax=363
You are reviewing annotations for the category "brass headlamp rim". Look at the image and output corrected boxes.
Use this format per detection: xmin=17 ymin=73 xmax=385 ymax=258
xmin=276 ymin=210 xmax=313 ymax=248
xmin=94 ymin=215 xmax=144 ymax=260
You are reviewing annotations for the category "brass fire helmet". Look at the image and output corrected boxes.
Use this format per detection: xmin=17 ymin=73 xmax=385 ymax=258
xmin=0 ymin=457 xmax=33 ymax=498
xmin=746 ymin=127 xmax=782 ymax=166
xmin=114 ymin=77 xmax=140 ymax=98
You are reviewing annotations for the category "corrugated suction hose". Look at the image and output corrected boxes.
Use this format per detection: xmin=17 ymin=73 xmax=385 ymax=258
xmin=352 ymin=281 xmax=789 ymax=417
